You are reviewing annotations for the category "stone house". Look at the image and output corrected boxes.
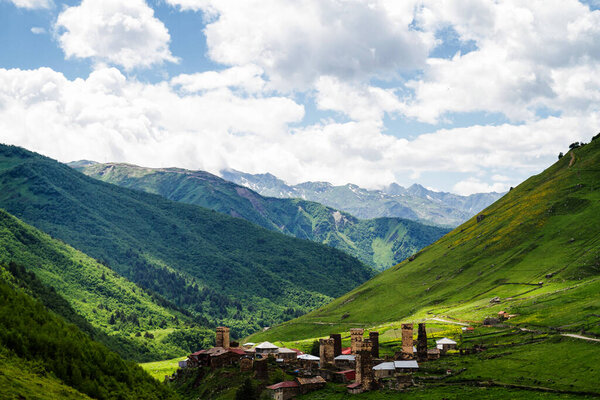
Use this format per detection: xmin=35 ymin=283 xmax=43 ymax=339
xmin=266 ymin=381 xmax=299 ymax=400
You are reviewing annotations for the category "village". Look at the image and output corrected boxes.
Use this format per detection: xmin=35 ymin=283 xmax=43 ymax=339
xmin=173 ymin=322 xmax=474 ymax=399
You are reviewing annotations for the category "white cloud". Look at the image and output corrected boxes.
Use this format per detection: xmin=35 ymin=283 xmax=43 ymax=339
xmin=404 ymin=0 xmax=600 ymax=123
xmin=55 ymin=0 xmax=177 ymax=70
xmin=0 ymin=67 xmax=595 ymax=194
xmin=30 ymin=27 xmax=46 ymax=34
xmin=8 ymin=0 xmax=52 ymax=9
xmin=315 ymin=76 xmax=404 ymax=123
xmin=167 ymin=0 xmax=433 ymax=90
xmin=170 ymin=65 xmax=265 ymax=94
xmin=452 ymin=178 xmax=510 ymax=196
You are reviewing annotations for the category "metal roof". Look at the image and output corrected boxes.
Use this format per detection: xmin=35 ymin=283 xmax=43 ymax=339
xmin=436 ymin=337 xmax=457 ymax=344
xmin=297 ymin=354 xmax=320 ymax=361
xmin=255 ymin=341 xmax=279 ymax=349
xmin=373 ymin=360 xmax=419 ymax=370
xmin=334 ymin=355 xmax=356 ymax=361
xmin=394 ymin=360 xmax=419 ymax=369
xmin=373 ymin=361 xmax=395 ymax=370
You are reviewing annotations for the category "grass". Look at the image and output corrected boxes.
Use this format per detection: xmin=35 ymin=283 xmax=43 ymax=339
xmin=0 ymin=352 xmax=91 ymax=400
xmin=140 ymin=356 xmax=187 ymax=381
xmin=297 ymin=383 xmax=595 ymax=399
xmin=248 ymin=139 xmax=600 ymax=344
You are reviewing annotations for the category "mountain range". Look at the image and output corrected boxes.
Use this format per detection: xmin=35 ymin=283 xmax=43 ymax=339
xmin=221 ymin=170 xmax=504 ymax=227
xmin=73 ymin=162 xmax=449 ymax=271
xmin=0 ymin=144 xmax=373 ymax=340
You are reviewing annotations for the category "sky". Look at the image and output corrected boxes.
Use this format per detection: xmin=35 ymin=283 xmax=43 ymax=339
xmin=1 ymin=0 xmax=599 ymax=195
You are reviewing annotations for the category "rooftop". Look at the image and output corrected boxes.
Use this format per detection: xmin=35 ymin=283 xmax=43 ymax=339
xmin=436 ymin=337 xmax=457 ymax=344
xmin=255 ymin=341 xmax=279 ymax=350
xmin=297 ymin=354 xmax=320 ymax=361
xmin=266 ymin=381 xmax=299 ymax=390
xmin=334 ymin=354 xmax=356 ymax=361
xmin=297 ymin=376 xmax=326 ymax=385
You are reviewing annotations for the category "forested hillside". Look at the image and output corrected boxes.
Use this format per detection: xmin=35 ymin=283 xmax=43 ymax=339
xmin=0 ymin=144 xmax=373 ymax=337
xmin=0 ymin=209 xmax=208 ymax=361
xmin=75 ymin=163 xmax=448 ymax=270
xmin=251 ymin=136 xmax=600 ymax=341
xmin=0 ymin=273 xmax=178 ymax=400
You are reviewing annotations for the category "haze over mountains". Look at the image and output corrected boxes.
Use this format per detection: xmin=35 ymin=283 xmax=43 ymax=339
xmin=74 ymin=162 xmax=449 ymax=271
xmin=221 ymin=170 xmax=504 ymax=227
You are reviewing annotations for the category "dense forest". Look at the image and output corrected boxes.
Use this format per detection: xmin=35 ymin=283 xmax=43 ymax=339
xmin=0 ymin=269 xmax=178 ymax=400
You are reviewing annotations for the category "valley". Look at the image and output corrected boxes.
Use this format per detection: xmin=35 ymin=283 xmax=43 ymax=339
xmin=73 ymin=162 xmax=449 ymax=271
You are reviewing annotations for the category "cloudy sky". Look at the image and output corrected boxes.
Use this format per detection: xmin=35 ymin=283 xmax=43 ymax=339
xmin=1 ymin=0 xmax=599 ymax=194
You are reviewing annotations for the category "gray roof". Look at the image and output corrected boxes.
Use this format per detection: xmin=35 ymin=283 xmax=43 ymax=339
xmin=436 ymin=337 xmax=457 ymax=345
xmin=373 ymin=360 xmax=419 ymax=370
xmin=334 ymin=355 xmax=356 ymax=361
xmin=394 ymin=360 xmax=419 ymax=369
xmin=255 ymin=341 xmax=279 ymax=349
xmin=297 ymin=354 xmax=320 ymax=361
xmin=373 ymin=361 xmax=395 ymax=370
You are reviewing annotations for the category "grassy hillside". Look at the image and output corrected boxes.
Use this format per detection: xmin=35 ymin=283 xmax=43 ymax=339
xmin=75 ymin=163 xmax=448 ymax=271
xmin=0 ymin=144 xmax=373 ymax=337
xmin=0 ymin=348 xmax=92 ymax=400
xmin=0 ymin=279 xmax=178 ymax=400
xmin=0 ymin=210 xmax=200 ymax=361
xmin=249 ymin=137 xmax=600 ymax=342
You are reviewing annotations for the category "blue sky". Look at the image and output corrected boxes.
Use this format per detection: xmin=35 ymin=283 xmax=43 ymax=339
xmin=1 ymin=0 xmax=599 ymax=194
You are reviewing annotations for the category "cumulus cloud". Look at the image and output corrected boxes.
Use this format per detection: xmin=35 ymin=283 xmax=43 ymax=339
xmin=170 ymin=65 xmax=266 ymax=94
xmin=405 ymin=0 xmax=600 ymax=123
xmin=167 ymin=0 xmax=433 ymax=90
xmin=315 ymin=76 xmax=405 ymax=123
xmin=0 ymin=67 xmax=594 ymax=192
xmin=453 ymin=178 xmax=510 ymax=196
xmin=55 ymin=0 xmax=177 ymax=70
xmin=8 ymin=0 xmax=52 ymax=9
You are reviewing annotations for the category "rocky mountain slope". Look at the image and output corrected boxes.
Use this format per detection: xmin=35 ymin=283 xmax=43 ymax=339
xmin=221 ymin=170 xmax=503 ymax=227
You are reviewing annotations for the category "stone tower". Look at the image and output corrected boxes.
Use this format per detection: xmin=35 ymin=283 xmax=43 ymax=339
xmin=401 ymin=323 xmax=414 ymax=358
xmin=350 ymin=328 xmax=364 ymax=354
xmin=216 ymin=326 xmax=230 ymax=349
xmin=319 ymin=338 xmax=335 ymax=368
xmin=330 ymin=333 xmax=342 ymax=357
xmin=369 ymin=331 xmax=379 ymax=358
xmin=355 ymin=339 xmax=374 ymax=390
xmin=417 ymin=323 xmax=427 ymax=361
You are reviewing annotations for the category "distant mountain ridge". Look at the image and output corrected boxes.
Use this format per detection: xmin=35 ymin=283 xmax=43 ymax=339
xmin=220 ymin=170 xmax=504 ymax=227
xmin=73 ymin=162 xmax=449 ymax=271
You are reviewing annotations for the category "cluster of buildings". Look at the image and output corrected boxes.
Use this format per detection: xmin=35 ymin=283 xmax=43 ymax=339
xmin=178 ymin=324 xmax=460 ymax=399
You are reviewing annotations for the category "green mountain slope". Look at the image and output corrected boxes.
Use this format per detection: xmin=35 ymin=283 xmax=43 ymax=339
xmin=0 ymin=144 xmax=373 ymax=337
xmin=221 ymin=170 xmax=504 ymax=227
xmin=0 ymin=210 xmax=204 ymax=361
xmin=250 ymin=137 xmax=600 ymax=341
xmin=74 ymin=163 xmax=448 ymax=270
xmin=0 ymin=275 xmax=177 ymax=400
